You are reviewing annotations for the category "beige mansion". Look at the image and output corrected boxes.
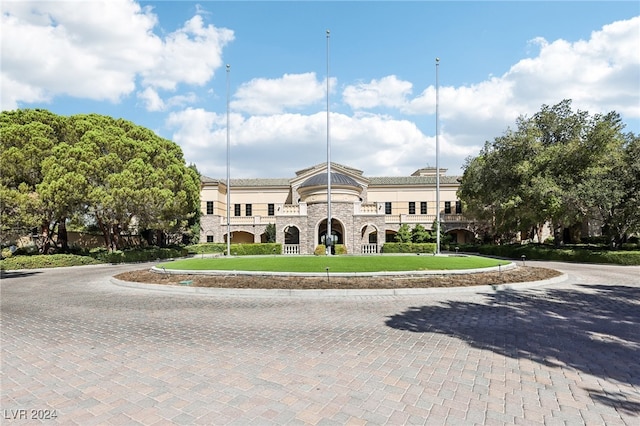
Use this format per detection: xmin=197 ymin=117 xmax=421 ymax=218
xmin=200 ymin=163 xmax=475 ymax=254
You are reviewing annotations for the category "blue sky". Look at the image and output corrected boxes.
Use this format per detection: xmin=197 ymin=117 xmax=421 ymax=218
xmin=2 ymin=1 xmax=639 ymax=179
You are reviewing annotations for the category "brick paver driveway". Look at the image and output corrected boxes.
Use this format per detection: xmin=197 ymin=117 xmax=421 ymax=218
xmin=1 ymin=261 xmax=639 ymax=425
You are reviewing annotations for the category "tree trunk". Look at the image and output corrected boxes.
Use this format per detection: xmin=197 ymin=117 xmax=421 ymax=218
xmin=58 ymin=218 xmax=69 ymax=252
xmin=97 ymin=216 xmax=112 ymax=251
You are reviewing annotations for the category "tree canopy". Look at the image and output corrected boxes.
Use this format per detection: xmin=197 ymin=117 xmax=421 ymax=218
xmin=1 ymin=109 xmax=200 ymax=252
xmin=458 ymin=100 xmax=639 ymax=246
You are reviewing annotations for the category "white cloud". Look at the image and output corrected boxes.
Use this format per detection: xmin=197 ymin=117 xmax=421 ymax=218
xmin=166 ymin=15 xmax=639 ymax=179
xmin=334 ymin=15 xmax=640 ymax=175
xmin=141 ymin=15 xmax=234 ymax=91
xmin=231 ymin=73 xmax=332 ymax=115
xmin=0 ymin=0 xmax=233 ymax=110
xmin=166 ymin=107 xmax=447 ymax=179
xmin=505 ymin=16 xmax=640 ymax=118
xmin=138 ymin=87 xmax=165 ymax=112
xmin=1 ymin=0 xmax=157 ymax=109
xmin=343 ymin=75 xmax=413 ymax=110
xmin=138 ymin=88 xmax=198 ymax=111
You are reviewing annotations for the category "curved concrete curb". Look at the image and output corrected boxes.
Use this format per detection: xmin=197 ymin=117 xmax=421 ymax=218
xmin=110 ymin=272 xmax=568 ymax=298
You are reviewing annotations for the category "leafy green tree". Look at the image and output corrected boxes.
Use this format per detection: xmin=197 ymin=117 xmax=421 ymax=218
xmin=396 ymin=224 xmax=412 ymax=243
xmin=1 ymin=110 xmax=200 ymax=252
xmin=458 ymin=100 xmax=636 ymax=245
xmin=0 ymin=109 xmax=72 ymax=252
xmin=598 ymin=133 xmax=640 ymax=245
xmin=411 ymin=224 xmax=431 ymax=243
xmin=264 ymin=223 xmax=276 ymax=243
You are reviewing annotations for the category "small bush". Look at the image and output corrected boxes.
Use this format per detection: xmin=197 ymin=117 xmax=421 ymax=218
xmin=313 ymin=244 xmax=347 ymax=255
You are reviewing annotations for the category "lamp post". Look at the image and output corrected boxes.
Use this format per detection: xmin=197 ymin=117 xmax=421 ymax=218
xmin=226 ymin=64 xmax=231 ymax=257
xmin=435 ymin=57 xmax=441 ymax=255
xmin=326 ymin=29 xmax=332 ymax=255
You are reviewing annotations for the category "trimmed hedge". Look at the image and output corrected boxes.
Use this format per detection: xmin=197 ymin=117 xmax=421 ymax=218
xmin=382 ymin=243 xmax=437 ymax=254
xmin=0 ymin=254 xmax=103 ymax=270
xmin=229 ymin=243 xmax=282 ymax=256
xmin=186 ymin=243 xmax=227 ymax=255
xmin=477 ymin=244 xmax=640 ymax=265
xmin=187 ymin=243 xmax=282 ymax=256
xmin=90 ymin=246 xmax=188 ymax=263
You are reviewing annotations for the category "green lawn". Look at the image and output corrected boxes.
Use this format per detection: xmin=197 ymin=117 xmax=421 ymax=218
xmin=158 ymin=255 xmax=509 ymax=273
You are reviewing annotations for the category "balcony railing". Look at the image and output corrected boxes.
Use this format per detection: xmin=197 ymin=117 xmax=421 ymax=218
xmin=283 ymin=244 xmax=300 ymax=255
xmin=280 ymin=204 xmax=300 ymax=215
xmin=217 ymin=209 xmax=470 ymax=225
xmin=361 ymin=244 xmax=378 ymax=254
xmin=221 ymin=216 xmax=265 ymax=225
xmin=384 ymin=214 xmax=471 ymax=224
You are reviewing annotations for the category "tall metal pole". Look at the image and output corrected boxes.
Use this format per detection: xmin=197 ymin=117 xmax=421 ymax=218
xmin=326 ymin=29 xmax=332 ymax=256
xmin=435 ymin=58 xmax=441 ymax=255
xmin=226 ymin=64 xmax=231 ymax=257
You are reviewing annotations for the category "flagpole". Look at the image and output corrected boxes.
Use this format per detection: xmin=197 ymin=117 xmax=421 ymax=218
xmin=435 ymin=57 xmax=441 ymax=255
xmin=226 ymin=64 xmax=231 ymax=257
xmin=326 ymin=29 xmax=332 ymax=256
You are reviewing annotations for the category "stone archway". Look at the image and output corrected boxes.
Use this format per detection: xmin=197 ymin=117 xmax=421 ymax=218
xmin=317 ymin=218 xmax=344 ymax=247
xmin=283 ymin=226 xmax=300 ymax=244
xmin=360 ymin=224 xmax=379 ymax=254
xmin=446 ymin=229 xmax=475 ymax=244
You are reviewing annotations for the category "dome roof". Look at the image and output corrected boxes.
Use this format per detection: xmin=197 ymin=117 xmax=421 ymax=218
xmin=299 ymin=172 xmax=361 ymax=189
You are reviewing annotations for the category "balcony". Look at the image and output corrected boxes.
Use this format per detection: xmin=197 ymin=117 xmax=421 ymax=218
xmin=384 ymin=214 xmax=471 ymax=225
xmin=220 ymin=216 xmax=265 ymax=225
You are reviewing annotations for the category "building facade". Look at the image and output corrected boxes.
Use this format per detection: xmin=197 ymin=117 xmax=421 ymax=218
xmin=200 ymin=163 xmax=475 ymax=254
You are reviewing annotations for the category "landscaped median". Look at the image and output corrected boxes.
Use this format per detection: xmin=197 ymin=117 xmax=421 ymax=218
xmin=112 ymin=254 xmax=565 ymax=291
xmin=156 ymin=254 xmax=511 ymax=273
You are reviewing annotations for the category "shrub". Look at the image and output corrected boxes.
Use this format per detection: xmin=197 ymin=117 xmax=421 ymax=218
xmin=0 ymin=254 xmax=103 ymax=270
xmin=477 ymin=244 xmax=640 ymax=265
xmin=187 ymin=243 xmax=281 ymax=256
xmin=90 ymin=246 xmax=188 ymax=263
xmin=1 ymin=248 xmax=13 ymax=259
xmin=314 ymin=245 xmax=327 ymax=256
xmin=334 ymin=244 xmax=347 ymax=255
xmin=186 ymin=243 xmax=228 ymax=255
xmin=382 ymin=243 xmax=437 ymax=254
xmin=229 ymin=243 xmax=281 ymax=256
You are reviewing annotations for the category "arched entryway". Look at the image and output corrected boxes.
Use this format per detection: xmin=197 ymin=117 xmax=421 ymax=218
xmin=225 ymin=231 xmax=253 ymax=244
xmin=317 ymin=218 xmax=344 ymax=250
xmin=446 ymin=229 xmax=475 ymax=244
xmin=283 ymin=226 xmax=300 ymax=254
xmin=360 ymin=224 xmax=379 ymax=254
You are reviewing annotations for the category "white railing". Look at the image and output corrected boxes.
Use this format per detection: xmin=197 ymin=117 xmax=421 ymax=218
xmin=400 ymin=214 xmax=437 ymax=223
xmin=384 ymin=215 xmax=402 ymax=224
xmin=221 ymin=216 xmax=264 ymax=225
xmin=385 ymin=214 xmax=470 ymax=224
xmin=361 ymin=244 xmax=378 ymax=254
xmin=355 ymin=203 xmax=378 ymax=215
xmin=283 ymin=244 xmax=300 ymax=255
xmin=280 ymin=204 xmax=300 ymax=215
xmin=442 ymin=214 xmax=466 ymax=222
